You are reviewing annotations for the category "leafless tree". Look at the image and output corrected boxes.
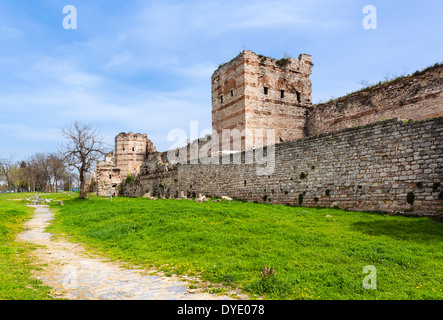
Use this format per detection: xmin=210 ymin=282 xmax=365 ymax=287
xmin=60 ymin=121 xmax=108 ymax=199
xmin=47 ymin=153 xmax=66 ymax=192
xmin=0 ymin=156 xmax=16 ymax=192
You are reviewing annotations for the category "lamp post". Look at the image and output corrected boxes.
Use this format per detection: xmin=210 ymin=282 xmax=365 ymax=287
xmin=110 ymin=158 xmax=113 ymax=203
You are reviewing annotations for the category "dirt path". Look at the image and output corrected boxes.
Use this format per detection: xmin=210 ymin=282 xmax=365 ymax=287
xmin=17 ymin=205 xmax=240 ymax=300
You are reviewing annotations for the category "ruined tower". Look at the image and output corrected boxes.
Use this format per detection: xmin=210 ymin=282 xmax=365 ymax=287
xmin=114 ymin=132 xmax=156 ymax=178
xmin=211 ymin=50 xmax=312 ymax=151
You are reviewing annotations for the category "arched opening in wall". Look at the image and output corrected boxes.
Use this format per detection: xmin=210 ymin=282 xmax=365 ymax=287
xmin=123 ymin=147 xmax=125 ymax=151
xmin=296 ymin=91 xmax=301 ymax=103
xmin=220 ymin=95 xmax=223 ymax=104
xmin=132 ymin=147 xmax=135 ymax=151
xmin=230 ymin=89 xmax=234 ymax=97
xmin=264 ymin=87 xmax=268 ymax=95
xmin=280 ymin=90 xmax=285 ymax=99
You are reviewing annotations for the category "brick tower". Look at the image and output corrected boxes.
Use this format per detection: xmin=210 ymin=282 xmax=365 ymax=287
xmin=211 ymin=50 xmax=312 ymax=151
xmin=114 ymin=132 xmax=156 ymax=178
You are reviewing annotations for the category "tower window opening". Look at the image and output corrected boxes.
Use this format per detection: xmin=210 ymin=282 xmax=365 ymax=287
xmin=132 ymin=147 xmax=135 ymax=151
xmin=264 ymin=87 xmax=268 ymax=95
xmin=296 ymin=91 xmax=301 ymax=103
xmin=220 ymin=95 xmax=223 ymax=104
xmin=280 ymin=90 xmax=285 ymax=99
xmin=230 ymin=89 xmax=234 ymax=97
xmin=123 ymin=147 xmax=125 ymax=151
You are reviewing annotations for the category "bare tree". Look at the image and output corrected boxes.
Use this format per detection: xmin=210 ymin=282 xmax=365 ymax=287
xmin=47 ymin=153 xmax=66 ymax=192
xmin=0 ymin=156 xmax=16 ymax=192
xmin=60 ymin=121 xmax=108 ymax=199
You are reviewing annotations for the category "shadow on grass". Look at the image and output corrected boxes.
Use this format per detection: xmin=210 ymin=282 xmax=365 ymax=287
xmin=350 ymin=218 xmax=443 ymax=242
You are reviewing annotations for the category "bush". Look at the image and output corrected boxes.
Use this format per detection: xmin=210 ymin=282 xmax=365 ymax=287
xmin=125 ymin=174 xmax=134 ymax=184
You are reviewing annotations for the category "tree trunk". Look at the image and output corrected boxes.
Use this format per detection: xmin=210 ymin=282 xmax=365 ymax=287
xmin=79 ymin=169 xmax=86 ymax=199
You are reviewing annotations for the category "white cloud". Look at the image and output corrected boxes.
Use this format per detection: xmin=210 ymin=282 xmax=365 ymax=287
xmin=0 ymin=23 xmax=22 ymax=39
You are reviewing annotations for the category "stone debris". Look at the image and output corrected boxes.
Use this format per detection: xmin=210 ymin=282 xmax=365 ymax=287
xmin=143 ymin=193 xmax=157 ymax=201
xmin=177 ymin=191 xmax=187 ymax=199
xmin=195 ymin=194 xmax=208 ymax=203
xmin=221 ymin=196 xmax=233 ymax=201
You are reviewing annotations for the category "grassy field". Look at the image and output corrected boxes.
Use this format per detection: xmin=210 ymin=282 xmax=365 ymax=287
xmin=0 ymin=193 xmax=54 ymax=300
xmin=46 ymin=195 xmax=443 ymax=300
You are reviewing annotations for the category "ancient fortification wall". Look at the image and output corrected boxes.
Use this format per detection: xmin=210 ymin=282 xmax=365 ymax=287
xmin=307 ymin=64 xmax=443 ymax=136
xmin=97 ymin=50 xmax=443 ymax=214
xmin=120 ymin=117 xmax=443 ymax=214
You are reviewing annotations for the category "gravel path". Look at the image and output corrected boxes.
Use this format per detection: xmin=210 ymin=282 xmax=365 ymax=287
xmin=17 ymin=205 xmax=237 ymax=300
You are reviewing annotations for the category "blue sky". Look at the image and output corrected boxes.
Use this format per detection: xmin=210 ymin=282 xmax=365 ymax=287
xmin=0 ymin=0 xmax=442 ymax=159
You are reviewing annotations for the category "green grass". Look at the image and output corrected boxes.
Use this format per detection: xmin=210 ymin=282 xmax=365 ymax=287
xmin=47 ymin=195 xmax=443 ymax=300
xmin=0 ymin=193 xmax=55 ymax=299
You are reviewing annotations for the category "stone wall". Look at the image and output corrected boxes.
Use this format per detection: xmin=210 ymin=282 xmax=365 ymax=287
xmin=120 ymin=117 xmax=443 ymax=214
xmin=307 ymin=64 xmax=443 ymax=137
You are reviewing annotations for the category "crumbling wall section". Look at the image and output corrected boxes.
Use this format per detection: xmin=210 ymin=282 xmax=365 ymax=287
xmin=307 ymin=64 xmax=443 ymax=137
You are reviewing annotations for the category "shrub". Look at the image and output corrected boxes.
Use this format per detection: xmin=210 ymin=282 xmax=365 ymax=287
xmin=276 ymin=58 xmax=290 ymax=68
xmin=246 ymin=266 xmax=277 ymax=295
xmin=124 ymin=174 xmax=134 ymax=184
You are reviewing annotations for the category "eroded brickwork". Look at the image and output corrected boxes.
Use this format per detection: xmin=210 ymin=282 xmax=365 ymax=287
xmin=96 ymin=153 xmax=121 ymax=197
xmin=307 ymin=64 xmax=443 ymax=136
xmin=115 ymin=132 xmax=156 ymax=178
xmin=96 ymin=132 xmax=156 ymax=196
xmin=212 ymin=50 xmax=312 ymax=150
